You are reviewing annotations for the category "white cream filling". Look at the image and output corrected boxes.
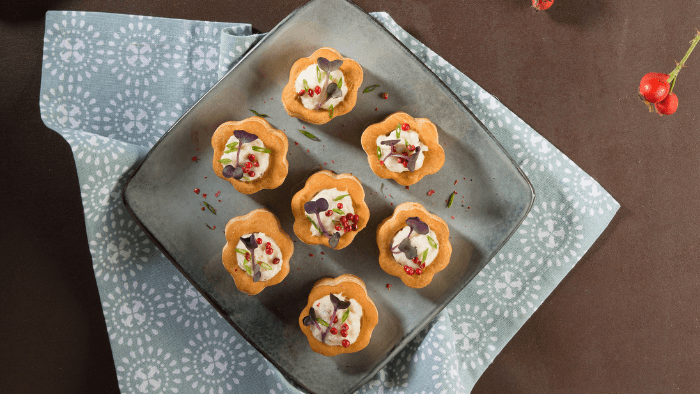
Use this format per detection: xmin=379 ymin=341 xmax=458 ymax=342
xmin=235 ymin=233 xmax=283 ymax=281
xmin=219 ymin=135 xmax=270 ymax=181
xmin=391 ymin=226 xmax=439 ymax=269
xmin=294 ymin=64 xmax=348 ymax=110
xmin=307 ymin=188 xmax=355 ymax=237
xmin=309 ymin=293 xmax=363 ymax=346
xmin=376 ymin=129 xmax=428 ymax=173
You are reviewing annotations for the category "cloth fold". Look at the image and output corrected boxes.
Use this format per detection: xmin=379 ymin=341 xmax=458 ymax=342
xmin=39 ymin=10 xmax=618 ymax=393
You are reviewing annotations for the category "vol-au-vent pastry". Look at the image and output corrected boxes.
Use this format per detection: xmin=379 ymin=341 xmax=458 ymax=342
xmin=291 ymin=170 xmax=369 ymax=250
xmin=361 ymin=112 xmax=445 ymax=186
xmin=376 ymin=202 xmax=452 ymax=288
xmin=211 ymin=117 xmax=289 ymax=194
xmin=222 ymin=209 xmax=294 ymax=295
xmin=281 ymin=47 xmax=363 ymax=125
xmin=299 ymin=274 xmax=378 ymax=356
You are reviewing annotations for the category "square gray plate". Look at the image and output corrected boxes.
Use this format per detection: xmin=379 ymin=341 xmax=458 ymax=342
xmin=122 ymin=0 xmax=534 ymax=392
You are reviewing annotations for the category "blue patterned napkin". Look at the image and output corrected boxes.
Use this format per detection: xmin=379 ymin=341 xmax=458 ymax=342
xmin=40 ymin=10 xmax=618 ymax=393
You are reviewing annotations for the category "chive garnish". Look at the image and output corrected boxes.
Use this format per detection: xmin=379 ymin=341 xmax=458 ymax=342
xmin=249 ymin=109 xmax=269 ymax=118
xmin=328 ymin=104 xmax=334 ymax=119
xmin=203 ymin=201 xmax=216 ymax=215
xmin=252 ymin=146 xmax=271 ymax=153
xmin=332 ymin=208 xmax=344 ymax=215
xmin=333 ymin=194 xmax=350 ymax=201
xmin=427 ymin=235 xmax=437 ymax=249
xmin=235 ymin=248 xmax=248 ymax=255
xmin=218 ymin=158 xmax=232 ymax=164
xmin=447 ymin=192 xmax=456 ymax=208
xmin=341 ymin=309 xmax=350 ymax=323
xmin=299 ymin=129 xmax=320 ymax=141
xmin=363 ymin=84 xmax=379 ymax=93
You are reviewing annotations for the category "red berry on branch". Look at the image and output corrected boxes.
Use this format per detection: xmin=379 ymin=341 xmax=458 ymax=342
xmin=404 ymin=266 xmax=415 ymax=275
xmin=308 ymin=89 xmax=314 ymax=97
xmin=639 ymin=72 xmax=670 ymax=103
xmin=655 ymin=92 xmax=678 ymax=115
xmin=532 ymin=0 xmax=553 ymax=11
xmin=342 ymin=339 xmax=350 ymax=348
xmin=299 ymin=89 xmax=306 ymax=96
xmin=401 ymin=123 xmax=410 ymax=131
xmin=330 ymin=327 xmax=338 ymax=335
xmin=382 ymin=93 xmax=389 ymax=99
xmin=315 ymin=86 xmax=321 ymax=95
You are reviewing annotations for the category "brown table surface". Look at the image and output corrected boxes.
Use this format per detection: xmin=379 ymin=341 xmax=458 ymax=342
xmin=2 ymin=0 xmax=699 ymax=392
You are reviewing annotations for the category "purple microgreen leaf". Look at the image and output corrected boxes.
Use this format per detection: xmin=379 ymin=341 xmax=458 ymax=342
xmin=230 ymin=166 xmax=244 ymax=180
xmin=315 ymin=198 xmax=329 ymax=212
xmin=398 ymin=237 xmax=418 ymax=260
xmin=316 ymin=57 xmax=330 ymax=71
xmin=299 ymin=129 xmax=320 ymax=141
xmin=240 ymin=234 xmax=257 ymax=252
xmin=233 ymin=129 xmax=258 ymax=144
xmin=328 ymin=59 xmax=343 ymax=72
xmin=406 ymin=216 xmax=429 ymax=235
xmin=328 ymin=232 xmax=341 ymax=249
xmin=325 ymin=82 xmax=342 ymax=99
xmin=249 ymin=109 xmax=269 ymax=118
xmin=329 ymin=293 xmax=340 ymax=308
xmin=406 ymin=146 xmax=421 ymax=172
xmin=304 ymin=200 xmax=320 ymax=214
xmin=309 ymin=307 xmax=317 ymax=321
xmin=222 ymin=165 xmax=235 ymax=178
xmin=380 ymin=139 xmax=401 ymax=146
xmin=302 ymin=315 xmax=315 ymax=326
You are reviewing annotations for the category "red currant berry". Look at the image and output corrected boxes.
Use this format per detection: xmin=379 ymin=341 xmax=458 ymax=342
xmin=351 ymin=223 xmax=358 ymax=231
xmin=244 ymin=252 xmax=250 ymax=260
xmin=265 ymin=248 xmax=273 ymax=255
xmin=639 ymin=72 xmax=670 ymax=103
xmin=402 ymin=161 xmax=408 ymax=168
xmin=335 ymin=225 xmax=342 ymax=231
xmin=244 ymin=162 xmax=252 ymax=169
xmin=401 ymin=123 xmax=410 ymax=131
xmin=256 ymin=238 xmax=262 ymax=244
xmin=194 ymin=188 xmax=200 ymax=194
xmin=345 ymin=213 xmax=353 ymax=220
xmin=415 ymin=268 xmax=423 ymax=275
xmin=330 ymin=327 xmax=338 ymax=335
xmin=532 ymin=0 xmax=553 ymax=11
xmin=342 ymin=339 xmax=350 ymax=348
xmin=298 ymin=89 xmax=306 ymax=96
xmin=308 ymin=89 xmax=314 ymax=97
xmin=253 ymin=161 xmax=260 ymax=167
xmin=352 ymin=214 xmax=358 ymax=222
xmin=248 ymin=154 xmax=256 ymax=162
xmin=655 ymin=92 xmax=678 ymax=115
xmin=342 ymin=323 xmax=349 ymax=330
xmin=341 ymin=330 xmax=348 ymax=337
xmin=248 ymin=171 xmax=255 ymax=177
xmin=333 ymin=316 xmax=338 ymax=323
xmin=379 ymin=160 xmax=384 ymax=166
xmin=420 ymin=262 xmax=426 ymax=269
xmin=412 ymin=256 xmax=420 ymax=264
xmin=272 ymin=258 xmax=280 ymax=264
xmin=315 ymin=86 xmax=321 ymax=94
xmin=340 ymin=216 xmax=347 ymax=223
xmin=404 ymin=266 xmax=415 ymax=275
xmin=325 ymin=210 xmax=333 ymax=217
xmin=337 ymin=203 xmax=343 ymax=209
xmin=409 ymin=145 xmax=415 ymax=151
xmin=382 ymin=93 xmax=388 ymax=99
xmin=265 ymin=242 xmax=271 ymax=248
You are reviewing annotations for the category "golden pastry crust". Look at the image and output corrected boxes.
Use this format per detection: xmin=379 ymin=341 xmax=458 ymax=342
xmin=376 ymin=202 xmax=452 ymax=288
xmin=298 ymin=274 xmax=378 ymax=356
xmin=281 ymin=47 xmax=363 ymax=125
xmin=211 ymin=117 xmax=289 ymax=194
xmin=222 ymin=209 xmax=294 ymax=295
xmin=361 ymin=112 xmax=445 ymax=186
xmin=291 ymin=170 xmax=369 ymax=249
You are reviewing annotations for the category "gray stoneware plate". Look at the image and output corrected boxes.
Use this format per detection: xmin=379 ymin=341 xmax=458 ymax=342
xmin=122 ymin=0 xmax=534 ymax=392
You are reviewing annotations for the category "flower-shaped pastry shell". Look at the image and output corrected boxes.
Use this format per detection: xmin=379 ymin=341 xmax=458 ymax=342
xmin=291 ymin=170 xmax=369 ymax=249
xmin=376 ymin=202 xmax=452 ymax=288
xmin=298 ymin=274 xmax=378 ymax=356
xmin=281 ymin=47 xmax=363 ymax=125
xmin=211 ymin=117 xmax=289 ymax=194
xmin=222 ymin=209 xmax=294 ymax=295
xmin=361 ymin=112 xmax=445 ymax=186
